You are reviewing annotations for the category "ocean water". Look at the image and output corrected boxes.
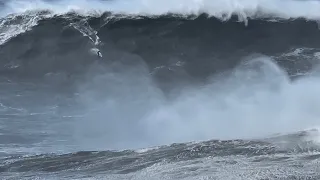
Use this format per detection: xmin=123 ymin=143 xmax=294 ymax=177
xmin=1 ymin=0 xmax=320 ymax=179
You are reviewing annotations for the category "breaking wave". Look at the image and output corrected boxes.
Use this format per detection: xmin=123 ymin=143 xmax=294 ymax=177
xmin=0 ymin=0 xmax=320 ymax=148
xmin=0 ymin=13 xmax=320 ymax=78
xmin=1 ymin=1 xmax=320 ymax=179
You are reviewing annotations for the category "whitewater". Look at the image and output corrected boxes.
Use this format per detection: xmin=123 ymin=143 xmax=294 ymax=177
xmin=1 ymin=0 xmax=320 ymax=44
xmin=1 ymin=0 xmax=320 ymax=179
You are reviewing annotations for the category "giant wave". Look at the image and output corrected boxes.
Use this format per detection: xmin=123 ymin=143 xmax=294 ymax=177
xmin=1 ymin=1 xmax=320 ymax=179
xmin=0 ymin=0 xmax=320 ymax=147
xmin=0 ymin=11 xmax=320 ymax=79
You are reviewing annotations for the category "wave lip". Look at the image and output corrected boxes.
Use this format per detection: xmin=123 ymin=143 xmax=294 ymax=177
xmin=2 ymin=0 xmax=320 ymax=21
xmin=0 ymin=11 xmax=52 ymax=45
xmin=1 ymin=0 xmax=320 ymax=47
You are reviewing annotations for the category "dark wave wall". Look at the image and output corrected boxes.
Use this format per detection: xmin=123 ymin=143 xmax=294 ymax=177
xmin=0 ymin=13 xmax=320 ymax=81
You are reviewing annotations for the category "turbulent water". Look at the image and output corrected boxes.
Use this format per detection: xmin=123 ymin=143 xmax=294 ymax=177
xmin=1 ymin=0 xmax=320 ymax=179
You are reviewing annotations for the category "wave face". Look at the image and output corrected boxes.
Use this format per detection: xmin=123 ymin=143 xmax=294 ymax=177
xmin=1 ymin=0 xmax=320 ymax=179
xmin=1 ymin=12 xmax=320 ymax=80
xmin=0 ymin=0 xmax=320 ymax=80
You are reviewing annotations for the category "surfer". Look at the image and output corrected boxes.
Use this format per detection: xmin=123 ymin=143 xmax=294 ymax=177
xmin=89 ymin=48 xmax=103 ymax=58
xmin=97 ymin=50 xmax=103 ymax=58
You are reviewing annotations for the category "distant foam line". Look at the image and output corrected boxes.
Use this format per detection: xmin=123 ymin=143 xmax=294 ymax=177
xmin=1 ymin=0 xmax=320 ymax=21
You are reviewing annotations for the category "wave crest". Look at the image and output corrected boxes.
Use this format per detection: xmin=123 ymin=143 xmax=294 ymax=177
xmin=2 ymin=0 xmax=320 ymax=20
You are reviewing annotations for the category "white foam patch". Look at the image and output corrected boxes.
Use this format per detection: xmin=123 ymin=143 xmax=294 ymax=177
xmin=134 ymin=146 xmax=161 ymax=153
xmin=302 ymin=128 xmax=320 ymax=144
xmin=0 ymin=12 xmax=53 ymax=45
xmin=314 ymin=52 xmax=320 ymax=59
xmin=2 ymin=0 xmax=320 ymax=20
xmin=99 ymin=154 xmax=320 ymax=180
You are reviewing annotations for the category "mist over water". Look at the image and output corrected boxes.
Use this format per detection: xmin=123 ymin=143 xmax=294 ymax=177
xmin=71 ymin=54 xmax=320 ymax=150
xmin=0 ymin=0 xmax=320 ymax=152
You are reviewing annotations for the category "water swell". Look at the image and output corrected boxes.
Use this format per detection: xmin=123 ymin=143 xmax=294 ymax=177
xmin=1 ymin=6 xmax=320 ymax=150
xmin=1 ymin=129 xmax=320 ymax=174
xmin=0 ymin=11 xmax=320 ymax=80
